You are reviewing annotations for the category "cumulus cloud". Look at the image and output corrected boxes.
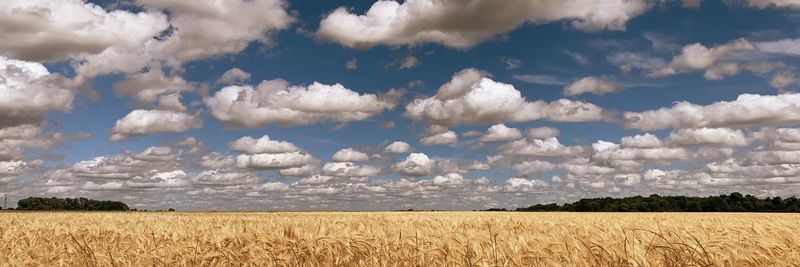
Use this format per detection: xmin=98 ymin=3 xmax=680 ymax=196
xmin=322 ymin=162 xmax=381 ymax=177
xmin=112 ymin=68 xmax=194 ymax=106
xmin=332 ymin=148 xmax=370 ymax=162
xmin=405 ymin=68 xmax=613 ymax=127
xmin=228 ymin=135 xmax=301 ymax=154
xmin=563 ymin=76 xmax=622 ymax=96
xmin=592 ymin=140 xmax=691 ymax=162
xmin=620 ymin=133 xmax=664 ymax=148
xmin=216 ymin=68 xmax=251 ymax=85
xmin=756 ymin=38 xmax=800 ymax=56
xmin=205 ymin=79 xmax=402 ymax=128
xmin=480 ymin=124 xmax=523 ymax=142
xmin=18 ymin=0 xmax=294 ymax=83
xmin=317 ymin=0 xmax=654 ymax=48
xmin=505 ymin=177 xmax=549 ymax=192
xmin=0 ymin=0 xmax=168 ymax=62
xmin=526 ymin=127 xmax=560 ymax=139
xmin=512 ymin=160 xmax=556 ymax=176
xmin=624 ymin=93 xmax=800 ymax=130
xmin=0 ymin=123 xmax=79 ymax=163
xmin=385 ymin=141 xmax=413 ymax=153
xmin=138 ymin=0 xmax=292 ymax=64
xmin=0 ymin=57 xmax=75 ymax=127
xmin=110 ymin=109 xmax=202 ymax=141
xmin=648 ymin=38 xmax=755 ymax=79
xmin=770 ymin=72 xmax=797 ymax=90
xmin=392 ymin=153 xmax=435 ymax=177
xmin=665 ymin=128 xmax=748 ymax=147
xmin=0 ymin=160 xmax=28 ymax=184
xmin=236 ymin=152 xmax=319 ymax=170
xmin=420 ymin=130 xmax=458 ymax=146
xmin=193 ymin=170 xmax=258 ymax=186
xmin=432 ymin=173 xmax=467 ymax=186
xmin=500 ymin=137 xmax=585 ymax=157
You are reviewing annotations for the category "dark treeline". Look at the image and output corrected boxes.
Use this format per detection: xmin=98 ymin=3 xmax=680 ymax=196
xmin=516 ymin=193 xmax=800 ymax=212
xmin=15 ymin=197 xmax=130 ymax=211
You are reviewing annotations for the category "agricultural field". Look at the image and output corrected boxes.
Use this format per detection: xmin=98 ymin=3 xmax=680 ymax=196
xmin=1 ymin=212 xmax=799 ymax=266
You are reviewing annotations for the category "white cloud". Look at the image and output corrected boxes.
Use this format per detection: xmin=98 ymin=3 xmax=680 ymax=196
xmin=0 ymin=124 xmax=75 ymax=161
xmin=332 ymin=148 xmax=369 ymax=162
xmin=112 ymin=68 xmax=193 ymax=105
xmin=253 ymin=182 xmax=290 ymax=192
xmin=199 ymin=153 xmax=235 ymax=169
xmin=126 ymin=170 xmax=190 ymax=188
xmin=756 ymin=38 xmax=800 ymax=56
xmin=405 ymin=68 xmax=612 ymax=127
xmin=205 ymin=80 xmax=402 ymax=127
xmin=620 ymin=133 xmax=664 ymax=148
xmin=228 ymin=135 xmax=301 ymax=154
xmin=480 ymin=124 xmax=523 ymax=142
xmin=278 ymin=164 xmax=320 ymax=177
xmin=236 ymin=152 xmax=318 ymax=170
xmin=217 ymin=68 xmax=251 ymax=85
xmin=385 ymin=141 xmax=413 ymax=153
xmin=648 ymin=38 xmax=755 ymax=79
xmin=0 ymin=0 xmax=168 ymax=62
xmin=737 ymin=0 xmax=800 ymax=9
xmin=0 ymin=160 xmax=28 ymax=184
xmin=0 ymin=57 xmax=75 ymax=127
xmin=624 ymin=93 xmax=800 ymax=130
xmin=432 ymin=173 xmax=466 ymax=186
xmin=607 ymin=52 xmax=667 ymax=73
xmin=392 ymin=153 xmax=435 ymax=177
xmin=770 ymin=72 xmax=797 ymax=90
xmin=420 ymin=130 xmax=458 ymax=146
xmin=512 ymin=160 xmax=556 ymax=176
xmin=614 ymin=173 xmax=641 ymax=187
xmin=526 ymin=127 xmax=560 ymax=139
xmin=156 ymin=94 xmax=187 ymax=112
xmin=665 ymin=128 xmax=748 ymax=147
xmin=317 ymin=0 xmax=654 ymax=48
xmin=134 ymin=0 xmax=294 ymax=67
xmin=505 ymin=177 xmax=548 ymax=192
xmin=398 ymin=56 xmax=419 ymax=69
xmin=563 ymin=76 xmax=622 ymax=96
xmin=500 ymin=137 xmax=585 ymax=157
xmin=322 ymin=162 xmax=381 ymax=177
xmin=110 ymin=109 xmax=202 ymax=141
xmin=58 ymin=0 xmax=292 ymax=81
xmin=592 ymin=140 xmax=690 ymax=162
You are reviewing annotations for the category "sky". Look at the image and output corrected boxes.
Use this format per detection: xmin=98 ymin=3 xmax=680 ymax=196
xmin=2 ymin=0 xmax=800 ymax=210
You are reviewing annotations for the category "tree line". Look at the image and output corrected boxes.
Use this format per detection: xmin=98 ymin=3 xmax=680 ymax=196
xmin=13 ymin=197 xmax=130 ymax=211
xmin=514 ymin=193 xmax=800 ymax=212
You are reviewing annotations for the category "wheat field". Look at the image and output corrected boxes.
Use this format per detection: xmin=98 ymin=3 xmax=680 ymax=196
xmin=1 ymin=212 xmax=799 ymax=266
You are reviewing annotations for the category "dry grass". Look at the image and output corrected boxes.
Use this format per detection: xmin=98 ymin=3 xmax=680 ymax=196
xmin=1 ymin=212 xmax=799 ymax=266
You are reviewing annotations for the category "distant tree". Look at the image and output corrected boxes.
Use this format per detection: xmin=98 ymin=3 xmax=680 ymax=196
xmin=17 ymin=197 xmax=129 ymax=211
xmin=516 ymin=193 xmax=800 ymax=212
xmin=168 ymin=208 xmax=175 ymax=212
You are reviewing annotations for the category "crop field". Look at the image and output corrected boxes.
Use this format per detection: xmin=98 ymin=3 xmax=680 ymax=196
xmin=1 ymin=212 xmax=799 ymax=266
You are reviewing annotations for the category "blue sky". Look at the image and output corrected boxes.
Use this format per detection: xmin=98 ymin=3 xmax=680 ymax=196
xmin=2 ymin=0 xmax=800 ymax=210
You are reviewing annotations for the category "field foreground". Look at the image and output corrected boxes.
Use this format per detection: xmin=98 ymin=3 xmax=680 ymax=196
xmin=1 ymin=212 xmax=799 ymax=266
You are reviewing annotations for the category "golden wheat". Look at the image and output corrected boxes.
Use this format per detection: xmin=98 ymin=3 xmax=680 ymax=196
xmin=1 ymin=212 xmax=798 ymax=266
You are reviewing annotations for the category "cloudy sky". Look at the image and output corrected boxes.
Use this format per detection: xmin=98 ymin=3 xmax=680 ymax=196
xmin=2 ymin=0 xmax=800 ymax=210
